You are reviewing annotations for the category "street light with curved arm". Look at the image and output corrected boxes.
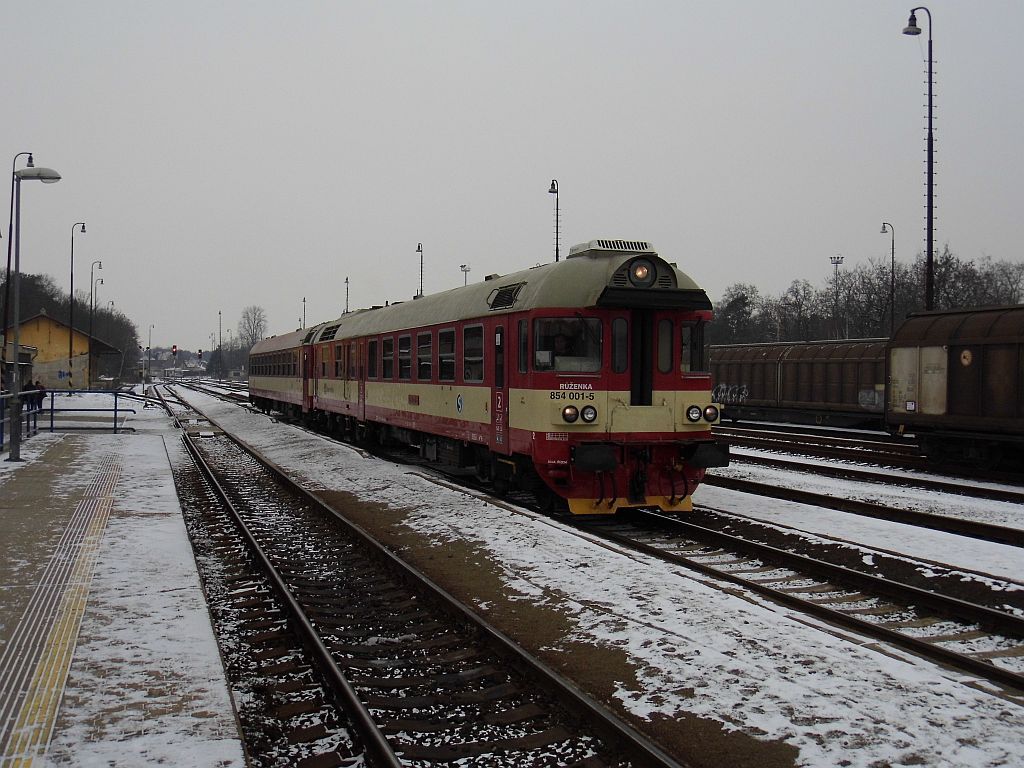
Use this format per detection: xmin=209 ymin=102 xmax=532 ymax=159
xmin=89 ymin=276 xmax=104 ymax=388
xmin=7 ymin=159 xmax=61 ymax=461
xmin=903 ymin=7 xmax=934 ymax=310
xmin=881 ymin=223 xmax=896 ymax=335
xmin=3 ymin=152 xmax=33 ymax=367
xmin=68 ymin=222 xmax=86 ymax=389
xmin=548 ymin=180 xmax=560 ymax=262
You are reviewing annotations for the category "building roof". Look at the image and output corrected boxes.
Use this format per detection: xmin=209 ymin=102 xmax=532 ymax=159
xmin=3 ymin=312 xmax=122 ymax=355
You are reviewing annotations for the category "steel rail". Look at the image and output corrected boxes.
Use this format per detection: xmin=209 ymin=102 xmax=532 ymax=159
xmin=181 ymin=432 xmax=404 ymax=768
xmin=703 ymin=474 xmax=1024 ymax=547
xmin=184 ymin=401 xmax=686 ymax=768
xmin=588 ymin=511 xmax=1024 ymax=692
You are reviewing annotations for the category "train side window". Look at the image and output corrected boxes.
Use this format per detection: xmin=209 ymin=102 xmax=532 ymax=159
xmin=417 ymin=332 xmax=432 ymax=380
xmin=383 ymin=337 xmax=395 ymax=379
xmin=367 ymin=340 xmax=378 ymax=379
xmin=681 ymin=322 xmax=706 ymax=372
xmin=292 ymin=352 xmax=298 ymax=376
xmin=658 ymin=319 xmax=673 ymax=374
xmin=347 ymin=344 xmax=356 ymax=379
xmin=335 ymin=345 xmax=342 ymax=378
xmin=438 ymin=329 xmax=455 ymax=382
xmin=612 ymin=318 xmax=628 ymax=373
xmin=463 ymin=325 xmax=484 ymax=382
xmin=518 ymin=320 xmax=528 ymax=374
xmin=398 ymin=335 xmax=412 ymax=380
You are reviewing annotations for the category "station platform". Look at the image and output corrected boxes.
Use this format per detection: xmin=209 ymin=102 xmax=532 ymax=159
xmin=0 ymin=421 xmax=245 ymax=766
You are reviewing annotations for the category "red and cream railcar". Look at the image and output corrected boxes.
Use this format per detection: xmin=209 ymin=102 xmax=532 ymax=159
xmin=250 ymin=239 xmax=729 ymax=514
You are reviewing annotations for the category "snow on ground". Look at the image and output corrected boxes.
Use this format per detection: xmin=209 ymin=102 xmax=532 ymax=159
xmin=2 ymin=393 xmax=244 ymax=767
xmin=181 ymin=389 xmax=1024 ymax=768
xmin=723 ymin=446 xmax=1024 ymax=530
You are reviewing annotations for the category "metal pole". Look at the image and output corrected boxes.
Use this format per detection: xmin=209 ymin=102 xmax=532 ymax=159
xmin=904 ymin=7 xmax=934 ymax=310
xmin=548 ymin=180 xmax=560 ymax=262
xmin=416 ymin=243 xmax=423 ymax=297
xmin=882 ymin=223 xmax=896 ymax=335
xmin=68 ymin=222 xmax=86 ymax=390
xmin=830 ymin=255 xmax=844 ymax=339
xmin=7 ymin=177 xmax=22 ymax=461
xmin=3 ymin=152 xmax=32 ymax=387
xmin=925 ymin=24 xmax=934 ymax=310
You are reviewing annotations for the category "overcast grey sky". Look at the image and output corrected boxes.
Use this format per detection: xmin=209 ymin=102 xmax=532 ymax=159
xmin=4 ymin=1 xmax=1022 ymax=351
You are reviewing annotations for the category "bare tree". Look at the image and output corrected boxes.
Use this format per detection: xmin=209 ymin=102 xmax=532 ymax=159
xmin=238 ymin=305 xmax=268 ymax=351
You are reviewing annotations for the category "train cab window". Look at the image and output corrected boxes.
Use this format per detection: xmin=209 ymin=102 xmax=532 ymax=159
xmin=398 ymin=335 xmax=412 ymax=380
xmin=518 ymin=320 xmax=528 ymax=374
xmin=367 ymin=340 xmax=378 ymax=379
xmin=382 ymin=337 xmax=394 ymax=379
xmin=612 ymin=318 xmax=628 ymax=373
xmin=658 ymin=319 xmax=673 ymax=374
xmin=463 ymin=325 xmax=484 ymax=382
xmin=438 ymin=329 xmax=456 ymax=382
xmin=417 ymin=332 xmax=432 ymax=381
xmin=681 ymin=322 xmax=707 ymax=372
xmin=533 ymin=317 xmax=601 ymax=372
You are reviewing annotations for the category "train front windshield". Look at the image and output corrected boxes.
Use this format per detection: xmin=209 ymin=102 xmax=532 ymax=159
xmin=534 ymin=318 xmax=602 ymax=372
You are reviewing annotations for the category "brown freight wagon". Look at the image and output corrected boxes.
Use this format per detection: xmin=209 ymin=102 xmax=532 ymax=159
xmin=710 ymin=339 xmax=887 ymax=428
xmin=887 ymin=305 xmax=1024 ymax=464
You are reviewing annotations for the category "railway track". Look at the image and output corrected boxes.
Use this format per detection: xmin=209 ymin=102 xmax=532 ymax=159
xmin=170 ymin=384 xmax=1024 ymax=702
xmin=576 ymin=510 xmax=1024 ymax=699
xmin=173 ymin=415 xmax=683 ymax=766
xmin=702 ymin=473 xmax=1024 ymax=546
xmin=716 ymin=424 xmax=1024 ymax=486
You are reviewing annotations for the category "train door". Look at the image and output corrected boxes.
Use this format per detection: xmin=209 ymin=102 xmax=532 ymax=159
xmin=302 ymin=346 xmax=313 ymax=413
xmin=489 ymin=325 xmax=510 ymax=454
xmin=630 ymin=310 xmax=654 ymax=405
xmin=357 ymin=339 xmax=366 ymax=421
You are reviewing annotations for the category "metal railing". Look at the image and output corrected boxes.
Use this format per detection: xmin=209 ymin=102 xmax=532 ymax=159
xmin=1 ymin=390 xmax=138 ymax=451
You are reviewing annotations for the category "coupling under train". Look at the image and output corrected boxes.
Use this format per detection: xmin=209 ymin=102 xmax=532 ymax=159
xmin=249 ymin=239 xmax=731 ymax=514
xmin=709 ymin=304 xmax=1024 ymax=465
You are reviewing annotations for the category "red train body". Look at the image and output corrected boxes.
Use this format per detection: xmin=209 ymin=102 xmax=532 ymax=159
xmin=250 ymin=239 xmax=729 ymax=514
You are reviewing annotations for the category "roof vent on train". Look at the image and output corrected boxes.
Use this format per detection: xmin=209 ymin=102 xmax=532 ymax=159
xmin=318 ymin=324 xmax=341 ymax=342
xmin=487 ymin=282 xmax=526 ymax=310
xmin=567 ymin=239 xmax=656 ymax=258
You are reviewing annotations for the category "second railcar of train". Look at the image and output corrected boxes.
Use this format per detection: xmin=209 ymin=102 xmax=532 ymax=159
xmin=709 ymin=339 xmax=887 ymax=428
xmin=250 ymin=238 xmax=729 ymax=514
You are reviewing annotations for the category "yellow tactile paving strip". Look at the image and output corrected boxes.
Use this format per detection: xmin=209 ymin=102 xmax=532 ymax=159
xmin=0 ymin=455 xmax=120 ymax=767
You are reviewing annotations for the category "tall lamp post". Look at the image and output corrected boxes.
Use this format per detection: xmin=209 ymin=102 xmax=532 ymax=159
xmin=218 ymin=310 xmax=223 ymax=382
xmin=68 ymin=221 xmax=86 ymax=390
xmin=147 ymin=324 xmax=154 ymax=382
xmin=88 ymin=259 xmax=102 ymax=387
xmin=3 ymin=152 xmax=33 ymax=377
xmin=89 ymin=276 xmax=103 ymax=387
xmin=7 ymin=159 xmax=62 ymax=462
xmin=903 ymin=7 xmax=934 ymax=311
xmin=416 ymin=243 xmax=423 ymax=297
xmin=548 ymin=180 xmax=560 ymax=262
xmin=830 ymin=254 xmax=844 ymax=339
xmin=460 ymin=263 xmax=470 ymax=286
xmin=881 ymin=223 xmax=896 ymax=335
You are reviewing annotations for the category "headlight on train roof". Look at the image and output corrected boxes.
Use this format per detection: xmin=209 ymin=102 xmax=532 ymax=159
xmin=580 ymin=405 xmax=598 ymax=423
xmin=686 ymin=405 xmax=703 ymax=422
xmin=562 ymin=405 xmax=580 ymax=423
xmin=704 ymin=405 xmax=720 ymax=422
xmin=628 ymin=258 xmax=656 ymax=288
